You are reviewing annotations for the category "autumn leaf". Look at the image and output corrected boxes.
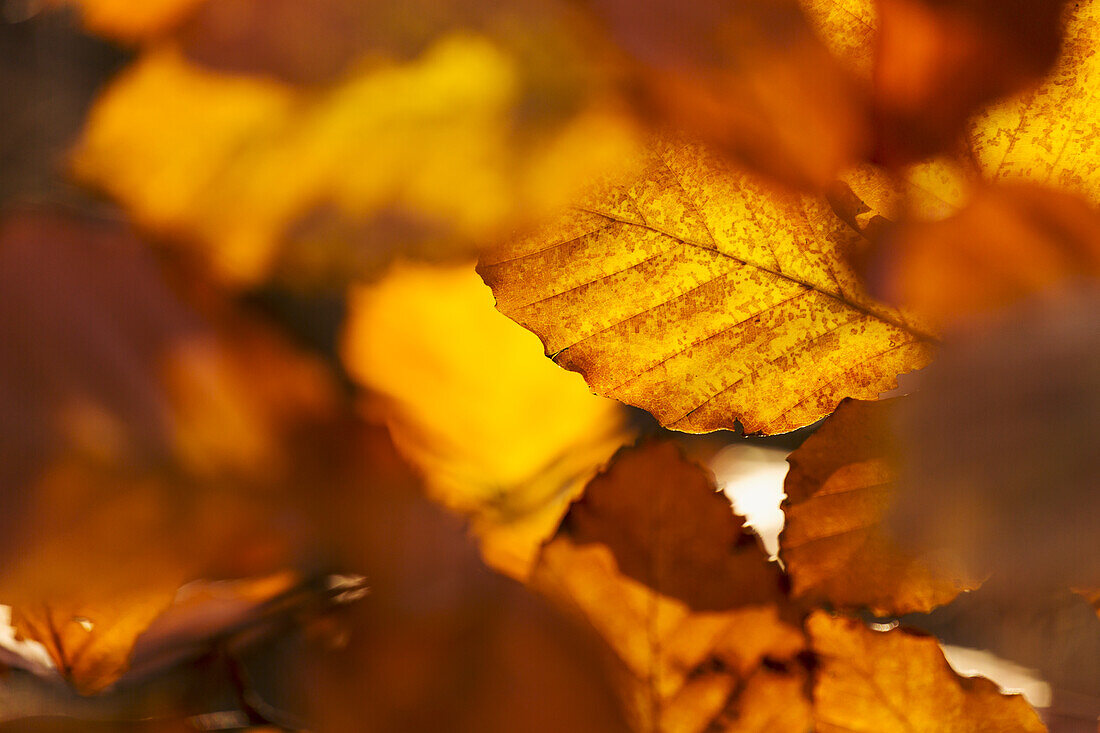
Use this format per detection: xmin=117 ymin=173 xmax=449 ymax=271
xmin=479 ymin=140 xmax=933 ymax=435
xmin=54 ymin=0 xmax=207 ymax=41
xmin=587 ymin=0 xmax=868 ymax=188
xmin=531 ymin=441 xmax=808 ymax=732
xmin=530 ymin=440 xmax=1042 ymax=731
xmin=871 ymin=183 xmax=1100 ymax=329
xmin=808 ymin=612 xmax=1046 ymax=732
xmin=891 ymin=286 xmax=1100 ymax=598
xmin=0 ymin=211 xmax=342 ymax=692
xmin=970 ymin=0 xmax=1100 ymax=201
xmin=780 ymin=398 xmax=978 ymax=616
xmin=341 ymin=262 xmax=630 ymax=579
xmin=297 ymin=437 xmax=631 ymax=733
xmin=71 ymin=34 xmax=639 ymax=286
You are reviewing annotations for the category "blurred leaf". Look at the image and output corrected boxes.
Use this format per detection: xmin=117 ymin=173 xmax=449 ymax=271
xmin=971 ymin=0 xmax=1100 ymax=201
xmin=299 ymin=429 xmax=632 ymax=733
xmin=341 ymin=262 xmax=630 ymax=579
xmin=55 ymin=0 xmax=207 ymax=41
xmin=478 ymin=140 xmax=932 ymax=435
xmin=0 ymin=210 xmax=340 ymax=693
xmin=871 ymin=183 xmax=1100 ymax=329
xmin=781 ymin=398 xmax=977 ymax=616
xmin=808 ymin=612 xmax=1046 ymax=732
xmin=72 ymin=37 xmax=640 ymax=286
xmin=530 ymin=441 xmax=809 ymax=732
xmin=586 ymin=0 xmax=868 ymax=188
xmin=891 ymin=286 xmax=1100 ymax=597
xmin=872 ymin=0 xmax=1068 ymax=165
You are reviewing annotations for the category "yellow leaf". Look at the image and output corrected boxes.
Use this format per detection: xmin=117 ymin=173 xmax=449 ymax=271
xmin=808 ymin=612 xmax=1047 ymax=732
xmin=341 ymin=262 xmax=630 ymax=579
xmin=971 ymin=0 xmax=1100 ymax=199
xmin=55 ymin=0 xmax=206 ymax=41
xmin=478 ymin=140 xmax=933 ymax=435
xmin=72 ymin=38 xmax=640 ymax=286
xmin=781 ymin=399 xmax=978 ymax=616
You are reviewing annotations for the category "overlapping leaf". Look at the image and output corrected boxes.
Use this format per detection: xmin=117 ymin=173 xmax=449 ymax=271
xmin=808 ymin=612 xmax=1046 ymax=732
xmin=528 ymin=441 xmax=1042 ymax=732
xmin=781 ymin=398 xmax=977 ymax=616
xmin=479 ymin=140 xmax=933 ymax=435
xmin=72 ymin=36 xmax=639 ymax=286
xmin=341 ymin=263 xmax=630 ymax=579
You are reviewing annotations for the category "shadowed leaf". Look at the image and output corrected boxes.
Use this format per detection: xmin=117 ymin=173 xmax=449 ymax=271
xmin=781 ymin=398 xmax=977 ymax=616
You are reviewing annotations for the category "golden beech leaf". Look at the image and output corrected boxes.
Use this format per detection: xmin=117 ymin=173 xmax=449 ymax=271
xmin=807 ymin=612 xmax=1047 ymax=732
xmin=781 ymin=398 xmax=978 ymax=616
xmin=970 ymin=0 xmax=1100 ymax=201
xmin=478 ymin=140 xmax=933 ymax=435
xmin=530 ymin=441 xmax=808 ymax=732
xmin=341 ymin=262 xmax=630 ymax=579
xmin=71 ymin=37 xmax=639 ymax=286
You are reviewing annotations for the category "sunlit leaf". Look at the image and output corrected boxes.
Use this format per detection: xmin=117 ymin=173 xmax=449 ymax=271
xmin=971 ymin=0 xmax=1100 ymax=200
xmin=341 ymin=262 xmax=630 ymax=579
xmin=479 ymin=140 xmax=933 ymax=435
xmin=808 ymin=612 xmax=1047 ymax=732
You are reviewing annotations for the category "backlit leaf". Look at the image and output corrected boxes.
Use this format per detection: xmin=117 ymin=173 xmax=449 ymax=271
xmin=478 ymin=140 xmax=933 ymax=435
xmin=341 ymin=263 xmax=630 ymax=579
xmin=808 ymin=612 xmax=1047 ymax=732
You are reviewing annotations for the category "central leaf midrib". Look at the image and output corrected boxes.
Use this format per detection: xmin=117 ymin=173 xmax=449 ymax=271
xmin=575 ymin=206 xmax=936 ymax=343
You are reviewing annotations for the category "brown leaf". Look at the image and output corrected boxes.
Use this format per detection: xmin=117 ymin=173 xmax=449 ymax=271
xmin=808 ymin=612 xmax=1047 ymax=732
xmin=872 ymin=0 xmax=1068 ymax=165
xmin=589 ymin=0 xmax=867 ymax=188
xmin=300 ymin=428 xmax=632 ymax=733
xmin=781 ymin=398 xmax=978 ymax=616
xmin=531 ymin=441 xmax=809 ymax=732
xmin=478 ymin=140 xmax=932 ymax=435
xmin=872 ymin=183 xmax=1100 ymax=330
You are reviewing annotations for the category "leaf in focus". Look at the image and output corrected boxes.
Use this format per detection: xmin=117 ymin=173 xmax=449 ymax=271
xmin=808 ymin=612 xmax=1046 ymax=732
xmin=478 ymin=140 xmax=933 ymax=435
xmin=71 ymin=35 xmax=639 ymax=286
xmin=781 ymin=398 xmax=977 ymax=616
xmin=341 ymin=262 xmax=630 ymax=579
xmin=531 ymin=441 xmax=810 ymax=732
xmin=872 ymin=183 xmax=1100 ymax=329
xmin=586 ymin=0 xmax=868 ymax=188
